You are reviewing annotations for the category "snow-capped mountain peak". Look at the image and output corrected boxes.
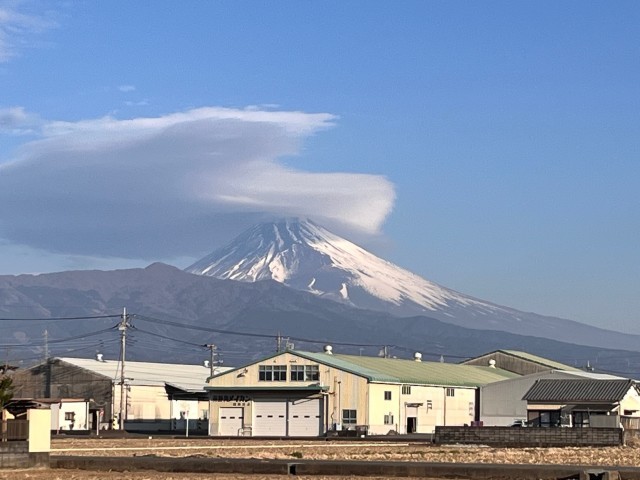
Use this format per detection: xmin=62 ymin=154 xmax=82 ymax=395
xmin=185 ymin=218 xmax=635 ymax=348
xmin=185 ymin=218 xmax=486 ymax=314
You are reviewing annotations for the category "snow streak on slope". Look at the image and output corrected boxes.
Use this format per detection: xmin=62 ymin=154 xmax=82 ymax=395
xmin=186 ymin=219 xmax=495 ymax=314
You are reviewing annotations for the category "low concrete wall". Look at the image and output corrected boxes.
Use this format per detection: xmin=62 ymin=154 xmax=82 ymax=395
xmin=435 ymin=426 xmax=623 ymax=447
xmin=51 ymin=456 xmax=640 ymax=480
xmin=0 ymin=441 xmax=49 ymax=469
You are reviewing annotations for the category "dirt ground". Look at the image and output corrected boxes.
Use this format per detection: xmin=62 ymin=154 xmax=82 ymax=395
xmin=2 ymin=437 xmax=639 ymax=480
xmin=49 ymin=436 xmax=640 ymax=466
xmin=0 ymin=471 xmax=415 ymax=480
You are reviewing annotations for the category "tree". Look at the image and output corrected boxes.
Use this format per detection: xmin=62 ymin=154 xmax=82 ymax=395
xmin=0 ymin=375 xmax=14 ymax=421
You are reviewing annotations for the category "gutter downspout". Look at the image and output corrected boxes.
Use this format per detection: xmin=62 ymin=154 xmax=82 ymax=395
xmin=398 ymin=385 xmax=402 ymax=434
xmin=443 ymin=387 xmax=447 ymax=427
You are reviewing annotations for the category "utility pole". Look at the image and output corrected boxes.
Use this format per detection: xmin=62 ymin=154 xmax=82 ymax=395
xmin=43 ymin=329 xmax=49 ymax=362
xmin=276 ymin=333 xmax=282 ymax=352
xmin=118 ymin=307 xmax=129 ymax=431
xmin=206 ymin=344 xmax=217 ymax=378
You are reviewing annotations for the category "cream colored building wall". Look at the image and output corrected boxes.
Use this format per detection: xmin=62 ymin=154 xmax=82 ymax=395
xmin=368 ymin=383 xmax=401 ymax=434
xmin=126 ymin=385 xmax=170 ymax=420
xmin=57 ymin=401 xmax=89 ymax=431
xmin=207 ymin=352 xmax=369 ymax=435
xmin=367 ymin=384 xmax=476 ymax=435
xmin=27 ymin=408 xmax=51 ymax=453
xmin=169 ymin=399 xmax=209 ymax=421
xmin=438 ymin=387 xmax=476 ymax=427
xmin=620 ymin=388 xmax=640 ymax=416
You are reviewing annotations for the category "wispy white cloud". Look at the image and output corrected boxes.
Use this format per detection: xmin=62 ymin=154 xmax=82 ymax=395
xmin=0 ymin=106 xmax=41 ymax=135
xmin=0 ymin=106 xmax=396 ymax=260
xmin=0 ymin=3 xmax=58 ymax=62
xmin=118 ymin=85 xmax=136 ymax=92
xmin=124 ymin=99 xmax=149 ymax=107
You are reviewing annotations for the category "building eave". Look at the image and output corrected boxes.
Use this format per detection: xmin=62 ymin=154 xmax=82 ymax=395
xmin=205 ymin=385 xmax=328 ymax=392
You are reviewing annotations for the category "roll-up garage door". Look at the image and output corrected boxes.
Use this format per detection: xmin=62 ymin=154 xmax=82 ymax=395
xmin=219 ymin=407 xmax=243 ymax=436
xmin=288 ymin=398 xmax=323 ymax=437
xmin=253 ymin=400 xmax=287 ymax=436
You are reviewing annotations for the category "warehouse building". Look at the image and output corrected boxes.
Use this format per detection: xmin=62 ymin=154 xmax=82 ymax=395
xmin=205 ymin=346 xmax=517 ymax=437
xmin=10 ymin=355 xmax=224 ymax=432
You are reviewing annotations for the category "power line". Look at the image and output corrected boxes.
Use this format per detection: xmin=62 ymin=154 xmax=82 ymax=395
xmin=0 ymin=314 xmax=121 ymax=321
xmin=0 ymin=325 xmax=118 ymax=348
xmin=133 ymin=314 xmax=391 ymax=348
xmin=129 ymin=326 xmax=208 ymax=348
xmin=133 ymin=314 xmax=279 ymax=340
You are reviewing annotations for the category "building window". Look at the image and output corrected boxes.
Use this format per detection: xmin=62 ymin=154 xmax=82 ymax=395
xmin=305 ymin=364 xmax=319 ymax=381
xmin=384 ymin=391 xmax=392 ymax=400
xmin=342 ymin=409 xmax=357 ymax=425
xmin=402 ymin=385 xmax=412 ymax=395
xmin=290 ymin=365 xmax=304 ymax=381
xmin=290 ymin=364 xmax=320 ymax=382
xmin=384 ymin=414 xmax=394 ymax=425
xmin=446 ymin=388 xmax=455 ymax=397
xmin=529 ymin=410 xmax=562 ymax=427
xmin=64 ymin=412 xmax=75 ymax=421
xmin=259 ymin=365 xmax=287 ymax=381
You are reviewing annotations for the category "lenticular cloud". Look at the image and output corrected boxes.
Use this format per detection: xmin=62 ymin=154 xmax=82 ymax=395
xmin=0 ymin=107 xmax=395 ymax=259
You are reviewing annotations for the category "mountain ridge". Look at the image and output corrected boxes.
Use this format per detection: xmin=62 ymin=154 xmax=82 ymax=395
xmin=2 ymin=263 xmax=640 ymax=377
xmin=186 ymin=218 xmax=636 ymax=351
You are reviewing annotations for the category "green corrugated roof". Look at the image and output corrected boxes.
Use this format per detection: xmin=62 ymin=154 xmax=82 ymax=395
xmin=499 ymin=350 xmax=581 ymax=372
xmin=295 ymin=351 xmax=518 ymax=387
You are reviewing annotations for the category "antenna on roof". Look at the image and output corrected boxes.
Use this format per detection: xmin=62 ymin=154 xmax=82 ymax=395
xmin=378 ymin=346 xmax=390 ymax=358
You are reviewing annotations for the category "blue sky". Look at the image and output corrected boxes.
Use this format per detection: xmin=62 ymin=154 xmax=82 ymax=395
xmin=0 ymin=1 xmax=638 ymax=333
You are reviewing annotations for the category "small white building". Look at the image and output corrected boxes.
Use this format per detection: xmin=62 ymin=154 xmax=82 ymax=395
xmin=50 ymin=399 xmax=90 ymax=432
xmin=480 ymin=370 xmax=624 ymax=426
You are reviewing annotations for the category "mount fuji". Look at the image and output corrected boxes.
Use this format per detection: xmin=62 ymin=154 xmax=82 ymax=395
xmin=186 ymin=218 xmax=638 ymax=352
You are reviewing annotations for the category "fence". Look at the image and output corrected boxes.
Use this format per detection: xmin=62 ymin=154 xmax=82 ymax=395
xmin=1 ymin=420 xmax=29 ymax=441
xmin=434 ymin=426 xmax=624 ymax=447
xmin=622 ymin=416 xmax=640 ymax=430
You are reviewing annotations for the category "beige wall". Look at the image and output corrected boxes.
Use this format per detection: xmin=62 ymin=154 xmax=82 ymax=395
xmin=207 ymin=352 xmax=368 ymax=435
xmin=620 ymin=388 xmax=640 ymax=416
xmin=368 ymin=384 xmax=476 ymax=435
xmin=27 ymin=408 xmax=51 ymax=453
xmin=56 ymin=401 xmax=89 ymax=431
xmin=207 ymin=352 xmax=479 ymax=436
xmin=128 ymin=385 xmax=171 ymax=420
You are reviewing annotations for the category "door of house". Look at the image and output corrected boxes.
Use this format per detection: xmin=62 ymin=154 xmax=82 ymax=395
xmin=407 ymin=416 xmax=417 ymax=434
xmin=405 ymin=405 xmax=419 ymax=434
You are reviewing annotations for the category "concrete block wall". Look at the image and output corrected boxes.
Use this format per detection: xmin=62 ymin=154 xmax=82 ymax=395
xmin=434 ymin=426 xmax=623 ymax=447
xmin=0 ymin=441 xmax=29 ymax=468
xmin=0 ymin=442 xmax=49 ymax=469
